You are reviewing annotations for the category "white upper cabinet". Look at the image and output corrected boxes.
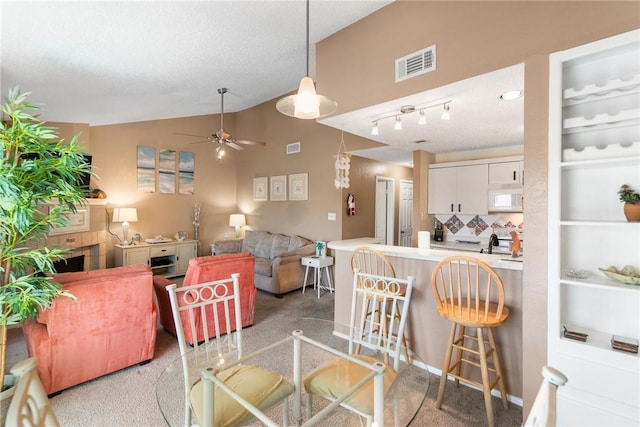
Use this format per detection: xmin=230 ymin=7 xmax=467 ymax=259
xmin=428 ymin=164 xmax=488 ymax=214
xmin=489 ymin=160 xmax=524 ymax=185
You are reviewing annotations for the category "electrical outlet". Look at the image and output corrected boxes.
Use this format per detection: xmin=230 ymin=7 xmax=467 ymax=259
xmin=328 ymin=212 xmax=336 ymax=221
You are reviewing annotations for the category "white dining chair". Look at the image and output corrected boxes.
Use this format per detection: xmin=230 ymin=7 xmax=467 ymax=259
xmin=5 ymin=357 xmax=60 ymax=427
xmin=303 ymin=269 xmax=414 ymax=426
xmin=523 ymin=366 xmax=568 ymax=427
xmin=166 ymin=273 xmax=294 ymax=427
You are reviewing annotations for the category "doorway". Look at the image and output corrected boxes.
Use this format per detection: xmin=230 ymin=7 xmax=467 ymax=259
xmin=399 ymin=180 xmax=414 ymax=247
xmin=375 ymin=177 xmax=395 ymax=245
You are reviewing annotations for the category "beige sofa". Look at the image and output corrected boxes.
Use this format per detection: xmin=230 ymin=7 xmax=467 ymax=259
xmin=211 ymin=230 xmax=315 ymax=295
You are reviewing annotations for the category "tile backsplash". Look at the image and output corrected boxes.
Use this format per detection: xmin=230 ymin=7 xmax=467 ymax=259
xmin=434 ymin=213 xmax=523 ymax=239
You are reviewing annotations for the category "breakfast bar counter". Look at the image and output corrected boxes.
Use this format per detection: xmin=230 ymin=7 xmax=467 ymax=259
xmin=328 ymin=239 xmax=524 ymax=404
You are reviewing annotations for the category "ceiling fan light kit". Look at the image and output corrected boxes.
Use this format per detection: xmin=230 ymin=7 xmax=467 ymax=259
xmin=276 ymin=0 xmax=338 ymax=120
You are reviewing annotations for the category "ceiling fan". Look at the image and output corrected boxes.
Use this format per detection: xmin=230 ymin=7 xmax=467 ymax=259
xmin=177 ymin=88 xmax=266 ymax=161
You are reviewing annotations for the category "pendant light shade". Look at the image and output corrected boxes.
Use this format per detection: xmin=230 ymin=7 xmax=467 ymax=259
xmin=276 ymin=0 xmax=337 ymax=120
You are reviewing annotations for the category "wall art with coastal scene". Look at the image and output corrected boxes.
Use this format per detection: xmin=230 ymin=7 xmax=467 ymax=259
xmin=178 ymin=151 xmax=195 ymax=195
xmin=158 ymin=149 xmax=176 ymax=194
xmin=137 ymin=145 xmax=156 ymax=192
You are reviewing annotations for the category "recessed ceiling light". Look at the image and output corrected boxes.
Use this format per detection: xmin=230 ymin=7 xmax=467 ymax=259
xmin=500 ymin=90 xmax=523 ymax=100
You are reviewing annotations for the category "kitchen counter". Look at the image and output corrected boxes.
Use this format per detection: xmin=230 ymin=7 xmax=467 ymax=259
xmin=328 ymin=238 xmax=524 ymax=404
xmin=429 ymin=240 xmax=517 ymax=256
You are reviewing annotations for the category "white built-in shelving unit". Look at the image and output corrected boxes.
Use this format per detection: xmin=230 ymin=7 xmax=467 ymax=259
xmin=548 ymin=29 xmax=640 ymax=426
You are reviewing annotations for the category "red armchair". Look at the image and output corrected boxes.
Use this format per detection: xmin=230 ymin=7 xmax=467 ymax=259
xmin=153 ymin=252 xmax=256 ymax=344
xmin=22 ymin=264 xmax=158 ymax=395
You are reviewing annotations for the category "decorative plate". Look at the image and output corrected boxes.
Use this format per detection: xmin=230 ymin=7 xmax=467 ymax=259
xmin=599 ymin=268 xmax=640 ymax=285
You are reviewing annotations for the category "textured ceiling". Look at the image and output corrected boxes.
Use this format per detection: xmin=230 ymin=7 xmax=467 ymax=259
xmin=1 ymin=1 xmax=524 ymax=165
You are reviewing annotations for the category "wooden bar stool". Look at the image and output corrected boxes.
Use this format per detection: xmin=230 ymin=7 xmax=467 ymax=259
xmin=431 ymin=255 xmax=509 ymax=427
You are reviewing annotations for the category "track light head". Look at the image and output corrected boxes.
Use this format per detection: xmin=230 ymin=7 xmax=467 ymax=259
xmin=371 ymin=121 xmax=379 ymax=136
xmin=394 ymin=116 xmax=402 ymax=130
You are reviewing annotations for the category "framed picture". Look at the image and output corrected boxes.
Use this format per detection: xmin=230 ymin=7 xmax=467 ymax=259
xmin=136 ymin=145 xmax=155 ymax=193
xmin=289 ymin=173 xmax=308 ymax=201
xmin=253 ymin=177 xmax=268 ymax=201
xmin=270 ymin=175 xmax=287 ymax=201
xmin=158 ymin=149 xmax=176 ymax=194
xmin=48 ymin=206 xmax=90 ymax=235
xmin=178 ymin=151 xmax=195 ymax=195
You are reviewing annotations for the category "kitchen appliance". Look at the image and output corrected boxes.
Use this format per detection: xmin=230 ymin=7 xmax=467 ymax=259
xmin=434 ymin=224 xmax=444 ymax=242
xmin=488 ymin=188 xmax=523 ymax=212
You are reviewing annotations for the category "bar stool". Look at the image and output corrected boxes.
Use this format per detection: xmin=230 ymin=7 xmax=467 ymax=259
xmin=350 ymin=246 xmax=410 ymax=364
xmin=431 ymin=255 xmax=509 ymax=427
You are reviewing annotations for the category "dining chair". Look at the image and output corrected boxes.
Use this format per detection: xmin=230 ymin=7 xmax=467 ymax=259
xmin=350 ymin=246 xmax=410 ymax=364
xmin=166 ymin=273 xmax=294 ymax=427
xmin=304 ymin=269 xmax=414 ymax=426
xmin=5 ymin=357 xmax=60 ymax=427
xmin=523 ymin=366 xmax=568 ymax=427
xmin=431 ymin=255 xmax=510 ymax=427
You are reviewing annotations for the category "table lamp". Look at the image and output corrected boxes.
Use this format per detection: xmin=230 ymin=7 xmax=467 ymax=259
xmin=113 ymin=207 xmax=138 ymax=245
xmin=229 ymin=214 xmax=246 ymax=239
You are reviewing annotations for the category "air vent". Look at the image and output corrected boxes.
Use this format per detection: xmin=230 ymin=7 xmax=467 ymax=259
xmin=395 ymin=45 xmax=436 ymax=82
xmin=286 ymin=142 xmax=300 ymax=154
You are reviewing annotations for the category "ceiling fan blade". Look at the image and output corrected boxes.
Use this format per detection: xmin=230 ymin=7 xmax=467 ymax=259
xmin=175 ymin=132 xmax=208 ymax=139
xmin=189 ymin=140 xmax=210 ymax=144
xmin=235 ymin=139 xmax=267 ymax=147
xmin=226 ymin=142 xmax=245 ymax=150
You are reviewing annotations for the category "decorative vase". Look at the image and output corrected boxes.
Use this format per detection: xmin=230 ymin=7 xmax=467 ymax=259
xmin=623 ymin=202 xmax=640 ymax=222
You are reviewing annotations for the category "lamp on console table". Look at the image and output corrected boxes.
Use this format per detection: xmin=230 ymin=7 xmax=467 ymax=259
xmin=229 ymin=214 xmax=246 ymax=239
xmin=113 ymin=207 xmax=138 ymax=245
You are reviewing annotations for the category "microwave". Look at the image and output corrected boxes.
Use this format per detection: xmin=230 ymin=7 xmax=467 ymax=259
xmin=488 ymin=188 xmax=523 ymax=212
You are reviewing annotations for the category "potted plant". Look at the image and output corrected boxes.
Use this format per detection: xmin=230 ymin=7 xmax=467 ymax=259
xmin=0 ymin=88 xmax=91 ymax=407
xmin=618 ymin=184 xmax=640 ymax=222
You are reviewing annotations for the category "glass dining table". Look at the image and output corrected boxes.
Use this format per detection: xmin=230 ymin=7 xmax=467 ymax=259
xmin=156 ymin=317 xmax=429 ymax=426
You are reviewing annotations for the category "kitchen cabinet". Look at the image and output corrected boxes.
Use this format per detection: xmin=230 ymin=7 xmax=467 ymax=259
xmin=548 ymin=30 xmax=639 ymax=426
xmin=489 ymin=160 xmax=523 ymax=185
xmin=428 ymin=164 xmax=488 ymax=214
xmin=114 ymin=240 xmax=198 ymax=278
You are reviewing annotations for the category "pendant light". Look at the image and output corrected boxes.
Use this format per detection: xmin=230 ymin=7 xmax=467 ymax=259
xmin=276 ymin=0 xmax=338 ymax=119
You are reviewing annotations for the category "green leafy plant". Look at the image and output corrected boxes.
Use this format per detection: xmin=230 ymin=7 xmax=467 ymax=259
xmin=0 ymin=87 xmax=92 ymax=387
xmin=618 ymin=184 xmax=640 ymax=204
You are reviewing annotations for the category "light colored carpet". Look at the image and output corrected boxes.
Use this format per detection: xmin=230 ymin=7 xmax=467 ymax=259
xmin=6 ymin=286 xmax=523 ymax=426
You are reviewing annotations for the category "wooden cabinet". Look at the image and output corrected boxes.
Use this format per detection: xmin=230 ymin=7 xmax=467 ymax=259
xmin=114 ymin=240 xmax=198 ymax=278
xmin=548 ymin=30 xmax=639 ymax=426
xmin=489 ymin=160 xmax=523 ymax=185
xmin=428 ymin=164 xmax=488 ymax=214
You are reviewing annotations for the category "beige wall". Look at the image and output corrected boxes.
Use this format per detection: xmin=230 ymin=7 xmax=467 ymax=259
xmin=316 ymin=0 xmax=639 ymax=415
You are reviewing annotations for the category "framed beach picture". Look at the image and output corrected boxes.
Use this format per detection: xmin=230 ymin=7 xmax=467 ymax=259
xmin=136 ymin=146 xmax=156 ymax=192
xmin=158 ymin=149 xmax=176 ymax=194
xmin=253 ymin=177 xmax=268 ymax=201
xmin=270 ymin=175 xmax=287 ymax=201
xmin=289 ymin=173 xmax=308 ymax=201
xmin=178 ymin=151 xmax=195 ymax=195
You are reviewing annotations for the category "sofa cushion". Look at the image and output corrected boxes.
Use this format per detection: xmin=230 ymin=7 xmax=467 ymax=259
xmin=288 ymin=235 xmax=311 ymax=252
xmin=254 ymin=258 xmax=272 ymax=277
xmin=242 ymin=230 xmax=261 ymax=254
xmin=212 ymin=239 xmax=242 ymax=255
xmin=53 ymin=264 xmax=150 ymax=284
xmin=271 ymin=234 xmax=291 ymax=258
xmin=254 ymin=233 xmax=274 ymax=259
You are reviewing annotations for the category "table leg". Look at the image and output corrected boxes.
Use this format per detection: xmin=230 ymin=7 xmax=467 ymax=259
xmin=316 ymin=266 xmax=321 ymax=299
xmin=302 ymin=265 xmax=310 ymax=294
xmin=324 ymin=266 xmax=333 ymax=294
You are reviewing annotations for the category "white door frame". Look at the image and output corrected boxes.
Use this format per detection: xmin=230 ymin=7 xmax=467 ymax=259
xmin=375 ymin=176 xmax=395 ymax=245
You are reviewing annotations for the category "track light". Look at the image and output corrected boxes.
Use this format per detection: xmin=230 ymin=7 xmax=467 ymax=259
xmin=394 ymin=116 xmax=402 ymax=130
xmin=371 ymin=121 xmax=379 ymax=136
xmin=441 ymin=103 xmax=451 ymax=120
xmin=418 ymin=109 xmax=426 ymax=125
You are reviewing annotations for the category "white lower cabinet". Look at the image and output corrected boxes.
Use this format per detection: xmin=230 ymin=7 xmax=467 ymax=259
xmin=114 ymin=240 xmax=198 ymax=277
xmin=548 ymin=30 xmax=640 ymax=426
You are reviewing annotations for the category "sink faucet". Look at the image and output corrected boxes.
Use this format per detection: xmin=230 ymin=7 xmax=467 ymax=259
xmin=487 ymin=234 xmax=499 ymax=254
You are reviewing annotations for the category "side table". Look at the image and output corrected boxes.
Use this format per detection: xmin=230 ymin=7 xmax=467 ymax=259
xmin=301 ymin=256 xmax=334 ymax=298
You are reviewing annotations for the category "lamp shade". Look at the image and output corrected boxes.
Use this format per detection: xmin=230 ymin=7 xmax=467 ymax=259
xmin=229 ymin=214 xmax=246 ymax=227
xmin=112 ymin=208 xmax=138 ymax=223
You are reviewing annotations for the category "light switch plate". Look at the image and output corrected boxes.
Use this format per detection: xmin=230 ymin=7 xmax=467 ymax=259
xmin=328 ymin=212 xmax=336 ymax=221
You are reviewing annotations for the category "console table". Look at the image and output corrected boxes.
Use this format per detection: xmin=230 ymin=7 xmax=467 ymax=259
xmin=114 ymin=240 xmax=197 ymax=277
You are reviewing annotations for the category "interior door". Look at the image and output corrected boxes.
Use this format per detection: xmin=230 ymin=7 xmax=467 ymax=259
xmin=375 ymin=177 xmax=395 ymax=245
xmin=399 ymin=180 xmax=413 ymax=247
